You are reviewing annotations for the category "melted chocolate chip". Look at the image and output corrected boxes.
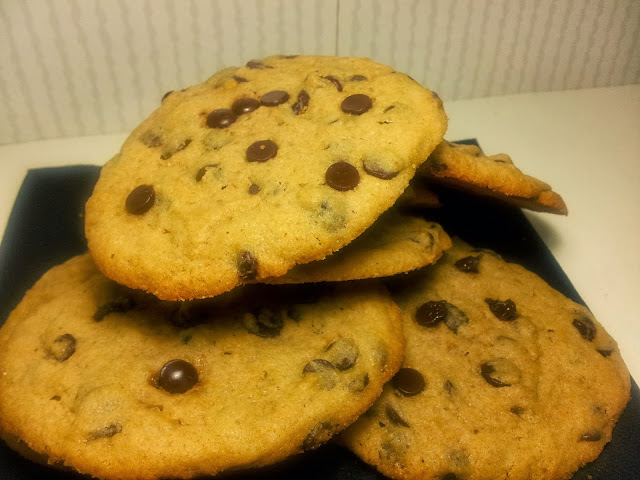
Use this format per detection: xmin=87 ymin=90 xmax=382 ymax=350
xmin=443 ymin=303 xmax=469 ymax=334
xmin=323 ymin=75 xmax=343 ymax=91
xmin=383 ymin=105 xmax=395 ymax=113
xmin=480 ymin=360 xmax=521 ymax=388
xmin=325 ymin=161 xmax=360 ymax=191
xmin=292 ymin=90 xmax=310 ymax=115
xmin=161 ymin=90 xmax=174 ymax=102
xmin=237 ymin=251 xmax=258 ymax=280
xmin=341 ymin=94 xmax=372 ymax=115
xmin=50 ymin=334 xmax=76 ymax=362
xmin=385 ymin=405 xmax=410 ymax=428
xmin=94 ymin=296 xmax=136 ymax=321
xmin=249 ymin=183 xmax=261 ymax=195
xmin=88 ymin=423 xmax=122 ymax=441
xmin=485 ymin=299 xmax=518 ymax=321
xmin=392 ymin=368 xmax=425 ymax=396
xmin=439 ymin=474 xmax=460 ymax=480
xmin=324 ymin=338 xmax=359 ymax=371
xmin=232 ymin=97 xmax=261 ymax=116
xmin=303 ymin=422 xmax=335 ymax=451
xmin=573 ymin=316 xmax=596 ymax=341
xmin=363 ymin=159 xmax=399 ymax=180
xmin=455 ymin=255 xmax=481 ymax=273
xmin=598 ymin=349 xmax=613 ymax=357
xmin=125 ymin=185 xmax=155 ymax=215
xmin=140 ymin=131 xmax=163 ymax=148
xmin=415 ymin=300 xmax=448 ymax=327
xmin=444 ymin=380 xmax=455 ymax=394
xmin=233 ymin=75 xmax=248 ymax=83
xmin=246 ymin=60 xmax=272 ymax=69
xmin=206 ymin=109 xmax=236 ymax=129
xmin=246 ymin=140 xmax=278 ymax=163
xmin=510 ymin=406 xmax=525 ymax=416
xmin=195 ymin=163 xmax=219 ymax=182
xmin=302 ymin=359 xmax=338 ymax=390
xmin=349 ymin=75 xmax=367 ymax=81
xmin=579 ymin=431 xmax=602 ymax=442
xmin=261 ymin=90 xmax=289 ymax=106
xmin=303 ymin=358 xmax=335 ymax=374
xmin=349 ymin=373 xmax=370 ymax=392
xmin=157 ymin=359 xmax=199 ymax=394
xmin=243 ymin=308 xmax=284 ymax=338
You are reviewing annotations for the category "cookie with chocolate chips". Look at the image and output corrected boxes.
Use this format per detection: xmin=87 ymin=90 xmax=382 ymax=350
xmin=0 ymin=255 xmax=405 ymax=480
xmin=342 ymin=239 xmax=630 ymax=480
xmin=264 ymin=209 xmax=451 ymax=284
xmin=85 ymin=55 xmax=448 ymax=300
xmin=418 ymin=140 xmax=568 ymax=214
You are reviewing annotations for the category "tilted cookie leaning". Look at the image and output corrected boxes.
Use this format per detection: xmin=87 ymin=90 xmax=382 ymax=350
xmin=342 ymin=239 xmax=629 ymax=480
xmin=85 ymin=55 xmax=448 ymax=300
xmin=0 ymin=255 xmax=405 ymax=480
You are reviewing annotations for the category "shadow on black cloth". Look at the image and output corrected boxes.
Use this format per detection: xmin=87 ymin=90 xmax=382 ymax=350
xmin=0 ymin=145 xmax=638 ymax=479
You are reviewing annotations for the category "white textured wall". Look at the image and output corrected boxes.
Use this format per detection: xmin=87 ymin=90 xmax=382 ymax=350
xmin=1 ymin=0 xmax=638 ymax=144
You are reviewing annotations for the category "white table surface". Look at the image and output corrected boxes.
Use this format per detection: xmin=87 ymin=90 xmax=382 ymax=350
xmin=1 ymin=84 xmax=639 ymax=382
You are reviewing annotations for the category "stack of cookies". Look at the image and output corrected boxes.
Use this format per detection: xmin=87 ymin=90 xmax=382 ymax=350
xmin=0 ymin=56 xmax=630 ymax=480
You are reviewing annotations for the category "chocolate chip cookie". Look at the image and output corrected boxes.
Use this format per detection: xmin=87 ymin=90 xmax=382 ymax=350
xmin=0 ymin=255 xmax=405 ymax=480
xmin=342 ymin=239 xmax=629 ymax=480
xmin=419 ymin=140 xmax=568 ymax=214
xmin=85 ymin=55 xmax=448 ymax=300
xmin=264 ymin=209 xmax=451 ymax=284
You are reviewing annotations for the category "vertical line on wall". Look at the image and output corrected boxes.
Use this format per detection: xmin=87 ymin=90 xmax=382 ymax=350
xmin=437 ymin=0 xmax=456 ymax=92
xmin=621 ymin=11 xmax=640 ymax=83
xmin=576 ymin=0 xmax=605 ymax=88
xmin=190 ymin=0 xmax=204 ymax=81
xmin=485 ymin=0 xmax=510 ymax=97
xmin=0 ymin=2 xmax=21 ymax=141
xmin=501 ymin=0 xmax=525 ymax=95
xmin=592 ymin=0 xmax=620 ymax=87
xmin=517 ymin=0 xmax=540 ymax=92
xmin=257 ymin=0 xmax=267 ymax=57
xmin=335 ymin=0 xmax=341 ymax=55
xmin=561 ymin=0 xmax=588 ymax=90
xmin=470 ymin=0 xmax=490 ymax=98
xmin=422 ymin=0 xmax=437 ymax=88
xmin=407 ymin=0 xmax=419 ymax=75
xmin=545 ymin=0 xmax=572 ymax=91
xmin=213 ymin=0 xmax=226 ymax=67
xmin=608 ymin=0 xmax=636 ymax=85
xmin=532 ymin=0 xmax=557 ymax=91
xmin=453 ymin=0 xmax=473 ymax=99
xmin=166 ymin=0 xmax=182 ymax=87
xmin=369 ymin=0 xmax=379 ymax=58
xmin=142 ymin=0 xmax=163 ymax=95
xmin=390 ymin=0 xmax=399 ymax=64
xmin=115 ymin=0 xmax=143 ymax=123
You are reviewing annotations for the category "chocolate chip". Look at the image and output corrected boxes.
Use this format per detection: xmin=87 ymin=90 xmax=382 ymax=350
xmin=573 ymin=316 xmax=596 ymax=341
xmin=444 ymin=380 xmax=455 ymax=394
xmin=598 ymin=349 xmax=613 ymax=357
xmin=125 ymin=185 xmax=155 ymax=215
xmin=206 ymin=109 xmax=236 ymax=129
xmin=363 ymin=158 xmax=399 ymax=180
xmin=237 ymin=250 xmax=258 ymax=280
xmin=161 ymin=90 xmax=174 ymax=102
xmin=415 ymin=300 xmax=448 ymax=327
xmin=176 ymin=138 xmax=192 ymax=152
xmin=246 ymin=60 xmax=272 ymax=69
xmin=480 ymin=359 xmax=521 ymax=387
xmin=260 ymin=90 xmax=289 ymax=106
xmin=392 ymin=368 xmax=425 ymax=396
xmin=88 ymin=423 xmax=122 ymax=441
xmin=232 ymin=97 xmax=261 ymax=116
xmin=195 ymin=163 xmax=220 ymax=182
xmin=94 ymin=296 xmax=136 ymax=321
xmin=49 ymin=334 xmax=76 ymax=362
xmin=341 ymin=94 xmax=372 ymax=115
xmin=324 ymin=338 xmax=359 ymax=371
xmin=140 ymin=131 xmax=163 ymax=148
xmin=325 ymin=161 xmax=360 ymax=191
xmin=579 ymin=431 xmax=602 ymax=442
xmin=439 ymin=474 xmax=460 ymax=480
xmin=323 ymin=75 xmax=343 ymax=91
xmin=246 ymin=140 xmax=278 ymax=163
xmin=349 ymin=74 xmax=367 ymax=81
xmin=303 ymin=359 xmax=338 ymax=390
xmin=455 ymin=255 xmax=481 ymax=273
xmin=157 ymin=359 xmax=199 ymax=394
xmin=383 ymin=105 xmax=395 ymax=113
xmin=233 ymin=75 xmax=248 ymax=83
xmin=249 ymin=183 xmax=261 ymax=195
xmin=292 ymin=90 xmax=310 ymax=115
xmin=349 ymin=373 xmax=370 ymax=393
xmin=50 ymin=395 xmax=61 ymax=401
xmin=303 ymin=358 xmax=335 ymax=374
xmin=303 ymin=422 xmax=335 ymax=451
xmin=385 ymin=405 xmax=410 ymax=428
xmin=510 ymin=406 xmax=525 ymax=415
xmin=485 ymin=299 xmax=518 ymax=321
xmin=243 ymin=308 xmax=284 ymax=338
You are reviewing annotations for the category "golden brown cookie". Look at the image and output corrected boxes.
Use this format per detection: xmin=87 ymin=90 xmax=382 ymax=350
xmin=0 ymin=255 xmax=405 ymax=480
xmin=419 ymin=141 xmax=568 ymax=214
xmin=85 ymin=55 xmax=448 ymax=300
xmin=342 ymin=239 xmax=629 ymax=480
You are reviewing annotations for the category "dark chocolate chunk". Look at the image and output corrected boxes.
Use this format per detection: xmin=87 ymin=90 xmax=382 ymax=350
xmin=49 ymin=334 xmax=76 ymax=362
xmin=363 ymin=158 xmax=399 ymax=180
xmin=243 ymin=308 xmax=284 ymax=338
xmin=140 ymin=131 xmax=163 ymax=148
xmin=157 ymin=359 xmax=199 ymax=394
xmin=303 ymin=422 xmax=335 ymax=451
xmin=195 ymin=163 xmax=220 ymax=182
xmin=349 ymin=74 xmax=367 ymax=81
xmin=385 ymin=404 xmax=410 ymax=428
xmin=510 ymin=406 xmax=525 ymax=416
xmin=383 ymin=105 xmax=395 ymax=113
xmin=579 ymin=431 xmax=602 ymax=442
xmin=598 ymin=349 xmax=613 ymax=357
xmin=161 ymin=90 xmax=174 ymax=102
xmin=206 ymin=109 xmax=236 ymax=129
xmin=303 ymin=358 xmax=336 ymax=374
xmin=322 ymin=75 xmax=343 ymax=91
xmin=341 ymin=94 xmax=372 ymax=115
xmin=50 ymin=395 xmax=61 ymax=401
xmin=125 ymin=185 xmax=155 ymax=215
xmin=573 ymin=316 xmax=596 ymax=341
xmin=303 ymin=358 xmax=338 ymax=390
xmin=485 ymin=299 xmax=518 ymax=321
xmin=233 ymin=75 xmax=248 ymax=83
xmin=392 ymin=368 xmax=425 ymax=396
xmin=292 ymin=90 xmax=310 ymax=115
xmin=94 ymin=296 xmax=136 ymax=321
xmin=325 ymin=161 xmax=360 ymax=191
xmin=176 ymin=138 xmax=192 ymax=151
xmin=246 ymin=140 xmax=278 ymax=163
xmin=88 ymin=423 xmax=122 ymax=441
xmin=415 ymin=300 xmax=448 ymax=328
xmin=246 ymin=60 xmax=272 ymax=69
xmin=260 ymin=90 xmax=289 ymax=106
xmin=232 ymin=97 xmax=261 ymax=116
xmin=324 ymin=338 xmax=359 ymax=371
xmin=455 ymin=255 xmax=481 ymax=273
xmin=237 ymin=250 xmax=258 ymax=280
xmin=248 ymin=183 xmax=261 ymax=195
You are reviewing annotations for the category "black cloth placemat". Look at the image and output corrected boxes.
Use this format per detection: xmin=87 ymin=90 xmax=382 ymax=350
xmin=1 ymin=147 xmax=638 ymax=479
